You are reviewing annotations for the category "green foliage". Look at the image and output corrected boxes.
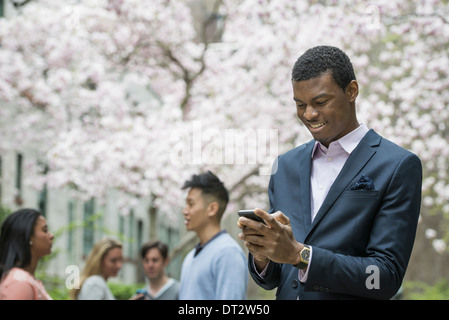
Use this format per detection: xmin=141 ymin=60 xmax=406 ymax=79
xmin=40 ymin=274 xmax=70 ymax=300
xmin=38 ymin=271 xmax=145 ymax=300
xmin=404 ymin=279 xmax=449 ymax=300
xmin=254 ymin=287 xmax=276 ymax=300
xmin=108 ymin=281 xmax=144 ymax=300
xmin=0 ymin=205 xmax=11 ymax=227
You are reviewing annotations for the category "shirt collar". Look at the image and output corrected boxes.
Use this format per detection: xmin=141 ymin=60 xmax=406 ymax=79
xmin=145 ymin=278 xmax=175 ymax=299
xmin=194 ymin=230 xmax=227 ymax=257
xmin=311 ymin=123 xmax=369 ymax=158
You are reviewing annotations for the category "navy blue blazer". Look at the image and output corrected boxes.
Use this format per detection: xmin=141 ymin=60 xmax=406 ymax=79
xmin=249 ymin=129 xmax=422 ymax=299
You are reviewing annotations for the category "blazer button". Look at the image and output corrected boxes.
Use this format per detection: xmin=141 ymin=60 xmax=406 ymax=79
xmin=313 ymin=286 xmax=319 ymax=291
xmin=292 ymin=280 xmax=298 ymax=288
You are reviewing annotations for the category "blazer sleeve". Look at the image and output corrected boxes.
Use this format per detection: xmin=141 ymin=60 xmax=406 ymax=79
xmin=305 ymin=153 xmax=422 ymax=299
xmin=248 ymin=252 xmax=283 ymax=291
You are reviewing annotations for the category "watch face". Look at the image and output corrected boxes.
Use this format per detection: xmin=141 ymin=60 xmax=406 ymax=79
xmin=301 ymin=248 xmax=310 ymax=262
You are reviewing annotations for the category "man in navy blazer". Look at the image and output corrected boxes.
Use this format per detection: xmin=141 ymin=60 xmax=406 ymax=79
xmin=238 ymin=46 xmax=422 ymax=300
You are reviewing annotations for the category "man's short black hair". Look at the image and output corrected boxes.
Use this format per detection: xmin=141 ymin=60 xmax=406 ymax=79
xmin=291 ymin=45 xmax=356 ymax=91
xmin=182 ymin=171 xmax=229 ymax=218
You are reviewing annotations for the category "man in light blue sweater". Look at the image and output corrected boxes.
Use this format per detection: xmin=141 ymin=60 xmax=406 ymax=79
xmin=179 ymin=171 xmax=248 ymax=300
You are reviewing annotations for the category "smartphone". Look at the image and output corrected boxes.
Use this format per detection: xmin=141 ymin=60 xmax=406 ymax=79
xmin=238 ymin=210 xmax=266 ymax=224
xmin=135 ymin=289 xmax=149 ymax=300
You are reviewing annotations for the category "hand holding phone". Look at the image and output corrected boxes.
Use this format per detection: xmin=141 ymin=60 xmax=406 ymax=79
xmin=133 ymin=289 xmax=149 ymax=300
xmin=238 ymin=210 xmax=266 ymax=224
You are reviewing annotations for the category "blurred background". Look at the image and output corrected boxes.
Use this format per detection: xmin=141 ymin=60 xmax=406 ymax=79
xmin=0 ymin=0 xmax=448 ymax=299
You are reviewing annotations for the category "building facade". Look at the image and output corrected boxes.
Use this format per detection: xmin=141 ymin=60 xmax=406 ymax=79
xmin=0 ymin=0 xmax=229 ymax=289
xmin=0 ymin=0 xmax=189 ymax=286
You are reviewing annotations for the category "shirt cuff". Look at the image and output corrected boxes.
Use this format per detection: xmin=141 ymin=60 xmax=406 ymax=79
xmin=252 ymin=246 xmax=312 ymax=282
xmin=252 ymin=257 xmax=270 ymax=278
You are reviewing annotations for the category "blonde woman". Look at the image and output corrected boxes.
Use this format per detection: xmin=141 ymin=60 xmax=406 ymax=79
xmin=71 ymin=238 xmax=123 ymax=300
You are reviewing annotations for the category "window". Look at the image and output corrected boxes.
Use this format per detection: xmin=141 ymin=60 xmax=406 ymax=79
xmin=127 ymin=210 xmax=135 ymax=257
xmin=15 ymin=153 xmax=23 ymax=206
xmin=37 ymin=163 xmax=48 ymax=217
xmin=119 ymin=214 xmax=125 ymax=241
xmin=136 ymin=219 xmax=143 ymax=255
xmin=67 ymin=200 xmax=75 ymax=254
xmin=82 ymin=198 xmax=95 ymax=256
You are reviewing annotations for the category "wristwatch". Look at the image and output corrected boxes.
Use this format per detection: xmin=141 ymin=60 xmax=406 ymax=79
xmin=293 ymin=245 xmax=311 ymax=270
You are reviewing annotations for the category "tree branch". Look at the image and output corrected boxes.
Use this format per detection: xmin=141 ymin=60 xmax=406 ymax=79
xmin=10 ymin=0 xmax=33 ymax=8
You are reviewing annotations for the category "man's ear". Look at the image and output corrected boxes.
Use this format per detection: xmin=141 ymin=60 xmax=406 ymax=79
xmin=346 ymin=80 xmax=358 ymax=103
xmin=207 ymin=201 xmax=219 ymax=218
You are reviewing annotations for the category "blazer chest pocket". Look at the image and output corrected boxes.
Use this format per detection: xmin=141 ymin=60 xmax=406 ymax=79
xmin=342 ymin=190 xmax=378 ymax=198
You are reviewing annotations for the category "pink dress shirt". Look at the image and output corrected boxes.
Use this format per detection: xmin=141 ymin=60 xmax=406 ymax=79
xmin=310 ymin=123 xmax=369 ymax=221
xmin=0 ymin=267 xmax=52 ymax=300
xmin=301 ymin=123 xmax=369 ymax=281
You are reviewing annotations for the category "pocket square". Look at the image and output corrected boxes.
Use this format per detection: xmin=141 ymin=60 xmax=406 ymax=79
xmin=349 ymin=174 xmax=375 ymax=190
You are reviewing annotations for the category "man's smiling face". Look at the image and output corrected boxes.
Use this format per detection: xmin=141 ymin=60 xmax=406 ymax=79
xmin=293 ymin=72 xmax=359 ymax=148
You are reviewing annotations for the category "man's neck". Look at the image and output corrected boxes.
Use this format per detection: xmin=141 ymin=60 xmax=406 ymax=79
xmin=197 ymin=224 xmax=221 ymax=245
xmin=149 ymin=274 xmax=169 ymax=295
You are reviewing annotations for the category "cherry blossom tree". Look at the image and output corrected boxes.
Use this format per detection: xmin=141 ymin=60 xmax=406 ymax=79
xmin=0 ymin=0 xmax=448 ymax=262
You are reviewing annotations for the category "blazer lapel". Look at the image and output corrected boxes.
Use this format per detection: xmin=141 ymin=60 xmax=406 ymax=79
xmin=306 ymin=130 xmax=381 ymax=238
xmin=282 ymin=140 xmax=314 ymax=240
xmin=296 ymin=142 xmax=314 ymax=237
